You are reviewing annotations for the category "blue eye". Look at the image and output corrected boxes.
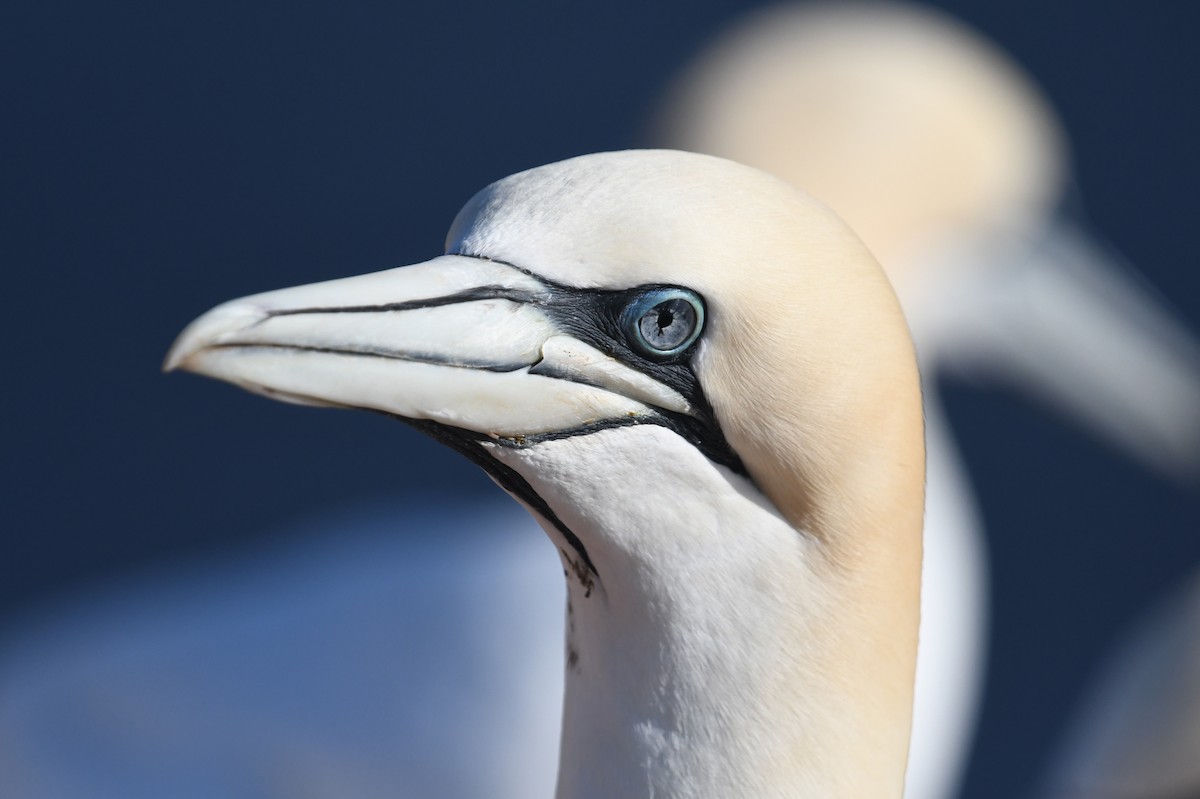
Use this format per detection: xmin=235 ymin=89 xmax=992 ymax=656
xmin=621 ymin=288 xmax=705 ymax=359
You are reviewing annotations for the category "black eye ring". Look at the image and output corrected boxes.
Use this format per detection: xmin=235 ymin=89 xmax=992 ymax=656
xmin=620 ymin=287 xmax=706 ymax=360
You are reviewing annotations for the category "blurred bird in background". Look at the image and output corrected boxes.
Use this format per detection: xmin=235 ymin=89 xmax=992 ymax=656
xmin=653 ymin=3 xmax=1200 ymax=798
xmin=1 ymin=2 xmax=1197 ymax=798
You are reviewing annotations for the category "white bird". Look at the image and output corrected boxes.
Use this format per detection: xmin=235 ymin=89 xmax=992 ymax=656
xmin=652 ymin=5 xmax=1200 ymax=797
xmin=164 ymin=149 xmax=928 ymax=797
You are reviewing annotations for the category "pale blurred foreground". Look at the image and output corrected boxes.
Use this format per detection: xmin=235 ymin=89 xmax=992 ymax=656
xmin=0 ymin=498 xmax=563 ymax=799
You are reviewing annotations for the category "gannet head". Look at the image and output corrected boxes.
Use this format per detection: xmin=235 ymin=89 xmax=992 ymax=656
xmin=168 ymin=149 xmax=925 ymax=797
xmin=656 ymin=0 xmax=1071 ymax=340
xmin=654 ymin=1 xmax=1065 ymax=281
xmin=168 ymin=150 xmax=921 ymax=555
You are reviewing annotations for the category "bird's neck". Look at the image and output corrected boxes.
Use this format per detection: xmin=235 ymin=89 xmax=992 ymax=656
xmin=487 ymin=424 xmax=917 ymax=799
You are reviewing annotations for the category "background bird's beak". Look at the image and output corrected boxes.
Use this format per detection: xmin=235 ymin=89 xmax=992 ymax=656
xmin=165 ymin=254 xmax=689 ymax=437
xmin=931 ymin=224 xmax=1200 ymax=479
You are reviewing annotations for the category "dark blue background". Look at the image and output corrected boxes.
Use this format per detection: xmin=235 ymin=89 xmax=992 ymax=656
xmin=4 ymin=2 xmax=1197 ymax=797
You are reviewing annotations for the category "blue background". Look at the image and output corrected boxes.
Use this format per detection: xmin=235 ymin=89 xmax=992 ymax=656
xmin=4 ymin=2 xmax=1198 ymax=796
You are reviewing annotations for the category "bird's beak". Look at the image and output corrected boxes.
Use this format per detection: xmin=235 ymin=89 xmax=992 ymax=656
xmin=933 ymin=224 xmax=1200 ymax=479
xmin=165 ymin=255 xmax=692 ymax=438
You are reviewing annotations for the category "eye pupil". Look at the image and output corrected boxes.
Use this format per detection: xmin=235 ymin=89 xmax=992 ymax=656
xmin=621 ymin=287 xmax=704 ymax=359
xmin=627 ymin=293 xmax=702 ymax=358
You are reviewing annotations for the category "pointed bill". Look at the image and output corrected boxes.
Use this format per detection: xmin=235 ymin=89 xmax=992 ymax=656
xmin=936 ymin=225 xmax=1200 ymax=478
xmin=165 ymin=255 xmax=689 ymax=438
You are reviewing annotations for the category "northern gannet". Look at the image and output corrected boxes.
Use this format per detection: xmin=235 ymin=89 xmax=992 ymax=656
xmin=166 ymin=149 xmax=927 ymax=797
xmin=652 ymin=5 xmax=1200 ymax=798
